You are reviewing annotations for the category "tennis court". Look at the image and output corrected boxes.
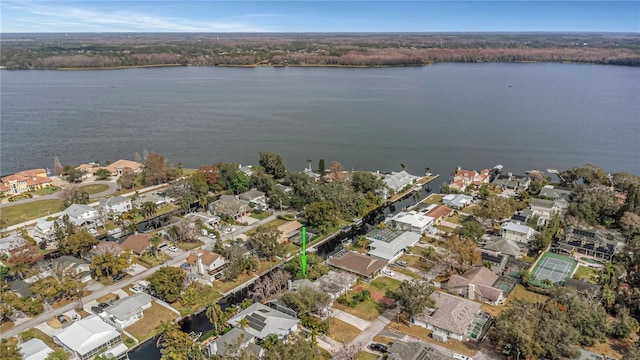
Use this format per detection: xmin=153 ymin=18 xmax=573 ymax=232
xmin=532 ymin=252 xmax=577 ymax=284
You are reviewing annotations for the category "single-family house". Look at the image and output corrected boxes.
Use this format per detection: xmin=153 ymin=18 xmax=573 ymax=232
xmin=76 ymin=163 xmax=98 ymax=177
xmin=0 ymin=168 xmax=53 ymax=196
xmin=366 ymin=230 xmax=422 ymax=262
xmin=239 ymin=188 xmax=267 ymax=209
xmin=302 ymin=167 xmax=321 ymax=180
xmin=209 ymin=195 xmax=250 ymax=220
xmin=557 ymin=227 xmax=623 ymax=262
xmin=34 ymin=255 xmax=92 ymax=283
xmin=311 ymin=270 xmax=358 ymax=301
xmin=0 ymin=233 xmax=26 ymax=257
xmin=383 ymin=171 xmax=419 ymax=193
xmin=448 ymin=168 xmax=490 ymax=192
xmin=390 ymin=211 xmax=434 ymax=235
xmin=412 ymin=291 xmax=484 ymax=342
xmin=276 ymin=221 xmax=303 ymax=244
xmin=184 ymin=212 xmax=220 ymax=228
xmin=99 ymin=196 xmax=132 ymax=219
xmin=100 ymin=293 xmax=152 ymax=331
xmin=133 ymin=193 xmax=166 ymax=208
xmin=442 ymin=194 xmax=473 ymax=209
xmin=10 ymin=279 xmax=33 ymax=298
xmin=327 ymin=250 xmax=387 ymax=280
xmin=238 ymin=164 xmax=254 ymax=177
xmin=387 ymin=340 xmax=448 ymax=360
xmin=564 ymin=278 xmax=602 ymax=297
xmin=447 ymin=267 xmax=505 ymax=305
xmin=33 ymin=218 xmax=56 ymax=243
xmin=538 ymin=185 xmax=571 ymax=203
xmin=492 ymin=172 xmax=530 ymax=193
xmin=61 ymin=204 xmax=101 ymax=227
xmin=53 ymin=315 xmax=128 ymax=360
xmin=501 ymin=222 xmax=536 ymax=244
xmin=19 ymin=338 xmax=54 ymax=360
xmin=187 ymin=249 xmax=225 ymax=275
xmin=425 ymin=205 xmax=454 ymax=226
xmin=206 ymin=327 xmax=264 ymax=359
xmin=482 ymin=238 xmax=522 ymax=258
xmin=92 ymin=241 xmax=125 ymax=257
xmin=121 ymin=233 xmax=153 ymax=256
xmin=104 ymin=159 xmax=143 ymax=176
xmin=227 ymin=303 xmax=299 ymax=340
xmin=478 ymin=249 xmax=509 ymax=274
xmin=528 ymin=198 xmax=561 ymax=225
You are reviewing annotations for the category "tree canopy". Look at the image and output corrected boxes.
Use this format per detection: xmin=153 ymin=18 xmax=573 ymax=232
xmin=148 ymin=266 xmax=187 ymax=303
xmin=144 ymin=152 xmax=168 ymax=186
xmin=259 ymin=152 xmax=287 ymax=179
xmin=393 ymin=279 xmax=434 ymax=322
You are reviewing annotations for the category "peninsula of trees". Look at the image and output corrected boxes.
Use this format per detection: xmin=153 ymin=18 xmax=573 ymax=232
xmin=1 ymin=32 xmax=639 ymax=69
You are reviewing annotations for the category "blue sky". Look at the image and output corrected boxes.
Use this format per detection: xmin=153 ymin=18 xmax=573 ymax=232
xmin=1 ymin=1 xmax=639 ymax=33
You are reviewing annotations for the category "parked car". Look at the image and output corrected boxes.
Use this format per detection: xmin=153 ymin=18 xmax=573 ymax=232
xmin=131 ymin=284 xmax=146 ymax=293
xmin=180 ymin=262 xmax=191 ymax=270
xmin=168 ymin=246 xmax=180 ymax=252
xmin=453 ymin=353 xmax=473 ymax=360
xmin=98 ymin=303 xmax=109 ymax=309
xmin=395 ymin=261 xmax=407 ymax=268
xmin=56 ymin=315 xmax=68 ymax=324
xmin=369 ymin=343 xmax=388 ymax=353
xmin=112 ymin=273 xmax=126 ymax=281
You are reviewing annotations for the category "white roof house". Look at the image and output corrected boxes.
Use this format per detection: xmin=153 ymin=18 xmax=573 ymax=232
xmin=367 ymin=231 xmax=421 ymax=262
xmin=61 ymin=204 xmax=100 ymax=226
xmin=34 ymin=218 xmax=56 ymax=242
xmin=53 ymin=315 xmax=126 ymax=360
xmin=442 ymin=194 xmax=473 ymax=209
xmin=383 ymin=171 xmax=419 ymax=193
xmin=19 ymin=338 xmax=54 ymax=360
xmin=391 ymin=211 xmax=435 ymax=235
xmin=101 ymin=293 xmax=153 ymax=330
xmin=99 ymin=196 xmax=132 ymax=217
xmin=501 ymin=222 xmax=536 ymax=244
xmin=227 ymin=303 xmax=299 ymax=340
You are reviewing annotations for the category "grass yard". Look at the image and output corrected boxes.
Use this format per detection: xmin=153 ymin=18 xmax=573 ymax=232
xmin=215 ymin=272 xmax=257 ymax=294
xmin=76 ymin=309 xmax=91 ymax=318
xmin=138 ymin=253 xmax=170 ymax=267
xmin=421 ymin=194 xmax=444 ymax=205
xmin=182 ymin=168 xmax=198 ymax=176
xmin=31 ymin=186 xmax=60 ymax=196
xmin=370 ymin=276 xmax=402 ymax=293
xmin=573 ymin=265 xmax=599 ymax=283
xmin=333 ymin=298 xmax=385 ymax=320
xmin=394 ymin=267 xmax=422 ymax=279
xmin=0 ymin=320 xmax=14 ymax=333
xmin=356 ymin=351 xmax=380 ymax=360
xmin=250 ymin=211 xmax=272 ymax=220
xmin=79 ymin=183 xmax=110 ymax=194
xmin=1 ymin=199 xmax=65 ymax=227
xmin=31 ymin=328 xmax=63 ymax=352
xmin=97 ymin=292 xmax=120 ymax=304
xmin=437 ymin=225 xmax=456 ymax=233
xmin=172 ymin=286 xmax=222 ymax=316
xmin=510 ymin=284 xmax=549 ymax=303
xmin=176 ymin=241 xmax=204 ymax=251
xmin=447 ymin=215 xmax=464 ymax=225
xmin=372 ymin=335 xmax=396 ymax=345
xmin=125 ymin=303 xmax=179 ymax=341
xmin=397 ymin=254 xmax=430 ymax=272
xmin=328 ymin=317 xmax=360 ymax=344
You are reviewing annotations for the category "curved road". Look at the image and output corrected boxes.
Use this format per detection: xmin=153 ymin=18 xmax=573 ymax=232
xmin=0 ymin=181 xmax=118 ymax=208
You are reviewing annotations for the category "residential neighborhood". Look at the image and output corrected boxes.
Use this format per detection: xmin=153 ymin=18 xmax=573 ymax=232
xmin=1 ymin=157 xmax=639 ymax=360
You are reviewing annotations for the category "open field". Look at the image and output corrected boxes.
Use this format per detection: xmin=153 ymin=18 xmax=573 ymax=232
xmin=573 ymin=265 xmax=599 ymax=283
xmin=31 ymin=186 xmax=60 ymax=196
xmin=79 ymin=183 xmax=110 ymax=194
xmin=1 ymin=199 xmax=64 ymax=226
xmin=334 ymin=298 xmax=385 ymax=320
xmin=125 ymin=302 xmax=179 ymax=341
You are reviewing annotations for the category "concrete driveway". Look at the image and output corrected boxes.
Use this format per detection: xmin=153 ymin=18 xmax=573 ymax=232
xmin=331 ymin=309 xmax=371 ymax=330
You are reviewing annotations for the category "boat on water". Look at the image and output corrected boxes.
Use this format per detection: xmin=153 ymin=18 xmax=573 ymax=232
xmin=189 ymin=331 xmax=202 ymax=341
xmin=413 ymin=184 xmax=423 ymax=191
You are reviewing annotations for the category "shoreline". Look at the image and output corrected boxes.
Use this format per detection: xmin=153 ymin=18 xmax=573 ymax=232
xmin=1 ymin=60 xmax=637 ymax=71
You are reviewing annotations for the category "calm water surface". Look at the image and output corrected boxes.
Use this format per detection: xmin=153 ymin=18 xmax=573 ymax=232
xmin=1 ymin=63 xmax=638 ymax=177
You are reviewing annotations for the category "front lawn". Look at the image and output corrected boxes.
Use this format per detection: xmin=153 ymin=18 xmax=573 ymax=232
xmin=333 ymin=298 xmax=385 ymax=320
xmin=172 ymin=286 xmax=222 ymax=316
xmin=31 ymin=186 xmax=60 ymax=196
xmin=176 ymin=241 xmax=204 ymax=251
xmin=125 ymin=302 xmax=179 ymax=341
xmin=138 ymin=253 xmax=170 ymax=267
xmin=215 ymin=272 xmax=257 ymax=294
xmin=397 ymin=254 xmax=431 ymax=272
xmin=79 ymin=183 xmax=110 ymax=194
xmin=572 ymin=265 xmax=599 ymax=283
xmin=250 ymin=211 xmax=271 ymax=220
xmin=1 ymin=199 xmax=65 ymax=227
xmin=422 ymin=194 xmax=444 ymax=205
xmin=370 ymin=276 xmax=402 ymax=294
xmin=327 ymin=317 xmax=360 ymax=345
xmin=30 ymin=328 xmax=64 ymax=352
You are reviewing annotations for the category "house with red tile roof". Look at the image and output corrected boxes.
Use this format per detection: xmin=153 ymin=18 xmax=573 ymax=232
xmin=448 ymin=167 xmax=490 ymax=192
xmin=1 ymin=169 xmax=53 ymax=196
xmin=103 ymin=159 xmax=143 ymax=176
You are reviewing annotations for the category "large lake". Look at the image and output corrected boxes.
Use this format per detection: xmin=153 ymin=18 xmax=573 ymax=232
xmin=1 ymin=63 xmax=639 ymax=179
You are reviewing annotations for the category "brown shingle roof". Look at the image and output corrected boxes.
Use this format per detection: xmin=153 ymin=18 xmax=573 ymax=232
xmin=414 ymin=292 xmax=482 ymax=336
xmin=327 ymin=251 xmax=387 ymax=278
xmin=105 ymin=159 xmax=143 ymax=172
xmin=276 ymin=221 xmax=303 ymax=243
xmin=426 ymin=205 xmax=453 ymax=221
xmin=121 ymin=234 xmax=152 ymax=255
xmin=447 ymin=267 xmax=498 ymax=289
xmin=187 ymin=249 xmax=221 ymax=266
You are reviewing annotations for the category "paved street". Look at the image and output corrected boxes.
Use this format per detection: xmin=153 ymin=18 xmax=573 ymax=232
xmin=2 ymin=211 xmax=282 ymax=339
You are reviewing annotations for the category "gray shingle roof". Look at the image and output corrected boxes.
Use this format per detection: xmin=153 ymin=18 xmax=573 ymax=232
xmin=413 ymin=292 xmax=482 ymax=336
xmin=388 ymin=340 xmax=448 ymax=360
xmin=19 ymin=338 xmax=54 ymax=360
xmin=538 ymin=186 xmax=571 ymax=200
xmin=105 ymin=293 xmax=151 ymax=321
xmin=63 ymin=204 xmax=96 ymax=219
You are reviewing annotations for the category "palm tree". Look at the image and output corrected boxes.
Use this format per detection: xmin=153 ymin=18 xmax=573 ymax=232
xmin=167 ymin=225 xmax=180 ymax=243
xmin=150 ymin=235 xmax=162 ymax=259
xmin=9 ymin=262 xmax=29 ymax=279
xmin=141 ymin=201 xmax=158 ymax=218
xmin=237 ymin=317 xmax=250 ymax=329
xmin=206 ymin=302 xmax=225 ymax=335
xmin=355 ymin=236 xmax=370 ymax=249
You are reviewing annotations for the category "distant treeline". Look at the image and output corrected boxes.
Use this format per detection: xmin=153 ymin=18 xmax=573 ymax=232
xmin=1 ymin=33 xmax=639 ymax=68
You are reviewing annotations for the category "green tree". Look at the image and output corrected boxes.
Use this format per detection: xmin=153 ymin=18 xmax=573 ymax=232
xmin=393 ymin=279 xmax=434 ymax=323
xmin=60 ymin=230 xmax=98 ymax=257
xmin=620 ymin=211 xmax=640 ymax=239
xmin=247 ymin=225 xmax=284 ymax=261
xmin=567 ymin=186 xmax=622 ymax=226
xmin=454 ymin=216 xmax=484 ymax=242
xmin=61 ymin=186 xmax=90 ymax=207
xmin=160 ymin=329 xmax=203 ymax=360
xmin=150 ymin=235 xmax=162 ymax=259
xmin=148 ymin=267 xmax=187 ymax=303
xmin=95 ymin=168 xmax=111 ymax=180
xmin=318 ymin=159 xmax=326 ymax=178
xmin=262 ymin=334 xmax=319 ymax=360
xmin=303 ymin=201 xmax=338 ymax=233
xmin=0 ymin=339 xmax=21 ymax=360
xmin=475 ymin=196 xmax=516 ymax=223
xmin=45 ymin=350 xmax=69 ymax=360
xmin=144 ymin=152 xmax=168 ymax=186
xmin=278 ymin=286 xmax=331 ymax=316
xmin=285 ymin=253 xmax=328 ymax=280
xmin=117 ymin=168 xmax=136 ymax=190
xmin=259 ymin=152 xmax=287 ymax=179
xmin=230 ymin=170 xmax=250 ymax=195
xmin=141 ymin=201 xmax=159 ymax=218
xmin=351 ymin=171 xmax=384 ymax=194
xmin=623 ymin=339 xmax=640 ymax=360
xmin=610 ymin=307 xmax=639 ymax=339
xmin=206 ymin=301 xmax=226 ymax=335
xmin=63 ymin=165 xmax=83 ymax=183
xmin=355 ymin=235 xmax=370 ymax=249
xmin=90 ymin=251 xmax=132 ymax=280
xmin=249 ymin=169 xmax=276 ymax=194
xmin=8 ymin=262 xmax=29 ymax=279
